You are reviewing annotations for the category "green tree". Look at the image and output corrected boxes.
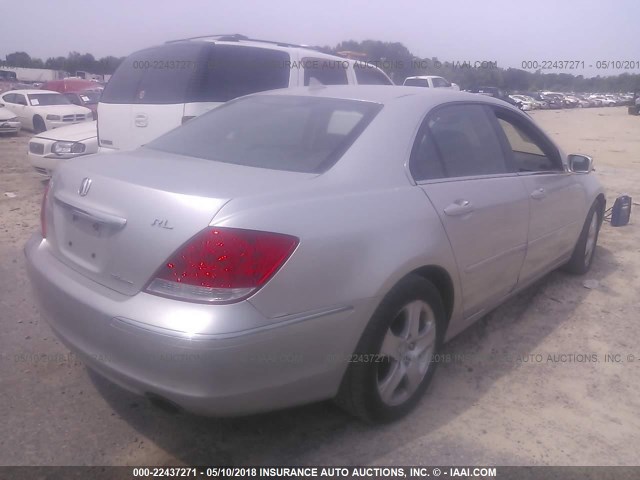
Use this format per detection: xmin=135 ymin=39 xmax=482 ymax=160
xmin=5 ymin=51 xmax=32 ymax=67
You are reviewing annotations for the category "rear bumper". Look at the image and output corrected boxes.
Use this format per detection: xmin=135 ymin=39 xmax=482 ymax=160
xmin=24 ymin=234 xmax=369 ymax=416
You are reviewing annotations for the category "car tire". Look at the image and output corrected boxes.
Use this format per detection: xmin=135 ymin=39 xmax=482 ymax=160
xmin=335 ymin=275 xmax=445 ymax=423
xmin=33 ymin=116 xmax=46 ymax=133
xmin=563 ymin=202 xmax=601 ymax=275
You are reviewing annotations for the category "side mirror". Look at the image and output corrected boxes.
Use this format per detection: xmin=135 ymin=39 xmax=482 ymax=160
xmin=568 ymin=154 xmax=593 ymax=173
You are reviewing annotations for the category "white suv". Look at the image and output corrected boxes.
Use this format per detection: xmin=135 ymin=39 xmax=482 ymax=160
xmin=403 ymin=75 xmax=460 ymax=90
xmin=97 ymin=34 xmax=394 ymax=151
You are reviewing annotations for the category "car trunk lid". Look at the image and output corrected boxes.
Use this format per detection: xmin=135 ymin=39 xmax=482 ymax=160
xmin=45 ymin=148 xmax=315 ymax=295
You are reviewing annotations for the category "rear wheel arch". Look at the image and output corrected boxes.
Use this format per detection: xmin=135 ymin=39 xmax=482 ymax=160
xmin=335 ymin=273 xmax=447 ymax=421
xmin=368 ymin=265 xmax=455 ymax=338
xmin=409 ymin=265 xmax=454 ymax=331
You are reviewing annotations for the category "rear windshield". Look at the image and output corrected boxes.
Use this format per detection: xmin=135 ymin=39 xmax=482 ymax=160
xmin=404 ymin=78 xmax=429 ymax=87
xmin=146 ymin=95 xmax=382 ymax=173
xmin=27 ymin=93 xmax=70 ymax=106
xmin=101 ymin=43 xmax=291 ymax=104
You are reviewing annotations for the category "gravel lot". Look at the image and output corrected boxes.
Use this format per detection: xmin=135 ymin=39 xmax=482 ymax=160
xmin=1 ymin=107 xmax=639 ymax=466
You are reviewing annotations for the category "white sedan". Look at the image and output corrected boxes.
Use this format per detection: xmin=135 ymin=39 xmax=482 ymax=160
xmin=509 ymin=94 xmax=536 ymax=110
xmin=27 ymin=86 xmax=605 ymax=421
xmin=0 ymin=89 xmax=92 ymax=133
xmin=27 ymin=121 xmax=98 ymax=176
xmin=0 ymin=103 xmax=21 ymax=134
xmin=403 ymin=76 xmax=460 ymax=90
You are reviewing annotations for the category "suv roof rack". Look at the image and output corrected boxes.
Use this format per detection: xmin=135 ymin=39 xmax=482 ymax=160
xmin=165 ymin=33 xmax=249 ymax=43
xmin=165 ymin=33 xmax=322 ymax=51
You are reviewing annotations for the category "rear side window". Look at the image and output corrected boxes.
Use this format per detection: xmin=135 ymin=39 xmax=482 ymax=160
xmin=411 ymin=104 xmax=508 ymax=180
xmin=101 ymin=43 xmax=291 ymax=104
xmin=404 ymin=78 xmax=429 ymax=87
xmin=354 ymin=64 xmax=393 ymax=85
xmin=303 ymin=57 xmax=348 ymax=86
xmin=195 ymin=45 xmax=290 ymax=102
xmin=147 ymin=95 xmax=382 ymax=173
xmin=101 ymin=43 xmax=203 ymax=104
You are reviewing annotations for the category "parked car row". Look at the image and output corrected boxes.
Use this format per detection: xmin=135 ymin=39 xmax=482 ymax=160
xmin=0 ymin=90 xmax=93 ymax=134
xmin=505 ymin=91 xmax=633 ymax=110
xmin=0 ymin=78 xmax=103 ymax=137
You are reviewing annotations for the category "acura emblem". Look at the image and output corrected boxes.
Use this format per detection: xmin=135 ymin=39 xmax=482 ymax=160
xmin=78 ymin=177 xmax=92 ymax=196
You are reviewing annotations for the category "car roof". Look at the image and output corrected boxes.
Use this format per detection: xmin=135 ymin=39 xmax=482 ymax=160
xmin=404 ymin=75 xmax=443 ymax=80
xmin=160 ymin=36 xmax=337 ymax=58
xmin=256 ymin=85 xmax=517 ymax=109
xmin=135 ymin=38 xmax=393 ymax=80
xmin=4 ymin=89 xmax=59 ymax=95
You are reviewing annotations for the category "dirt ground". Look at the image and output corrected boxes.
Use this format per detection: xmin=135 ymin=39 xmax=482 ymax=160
xmin=0 ymin=107 xmax=638 ymax=466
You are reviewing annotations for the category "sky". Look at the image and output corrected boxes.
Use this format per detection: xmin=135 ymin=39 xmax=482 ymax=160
xmin=1 ymin=0 xmax=639 ymax=78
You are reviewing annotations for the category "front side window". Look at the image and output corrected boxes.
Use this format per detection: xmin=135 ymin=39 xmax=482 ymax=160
xmin=147 ymin=95 xmax=382 ymax=174
xmin=303 ymin=57 xmax=348 ymax=86
xmin=493 ymin=111 xmax=562 ymax=172
xmin=411 ymin=104 xmax=508 ymax=180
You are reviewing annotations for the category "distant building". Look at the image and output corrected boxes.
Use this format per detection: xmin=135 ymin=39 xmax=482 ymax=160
xmin=0 ymin=66 xmax=67 ymax=82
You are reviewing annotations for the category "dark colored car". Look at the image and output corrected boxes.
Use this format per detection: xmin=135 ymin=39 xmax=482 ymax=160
xmin=469 ymin=87 xmax=523 ymax=109
xmin=540 ymin=93 xmax=564 ymax=109
xmin=41 ymin=79 xmax=102 ymax=118
xmin=63 ymin=90 xmax=101 ymax=118
xmin=523 ymin=92 xmax=549 ymax=109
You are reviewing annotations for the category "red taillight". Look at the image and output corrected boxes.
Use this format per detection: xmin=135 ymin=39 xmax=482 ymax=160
xmin=146 ymin=227 xmax=298 ymax=303
xmin=40 ymin=183 xmax=50 ymax=238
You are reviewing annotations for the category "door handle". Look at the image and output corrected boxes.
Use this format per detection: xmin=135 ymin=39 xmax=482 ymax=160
xmin=444 ymin=199 xmax=474 ymax=216
xmin=530 ymin=188 xmax=547 ymax=200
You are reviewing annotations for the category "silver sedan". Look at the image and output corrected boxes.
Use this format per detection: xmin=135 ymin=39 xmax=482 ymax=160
xmin=25 ymin=86 xmax=605 ymax=422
